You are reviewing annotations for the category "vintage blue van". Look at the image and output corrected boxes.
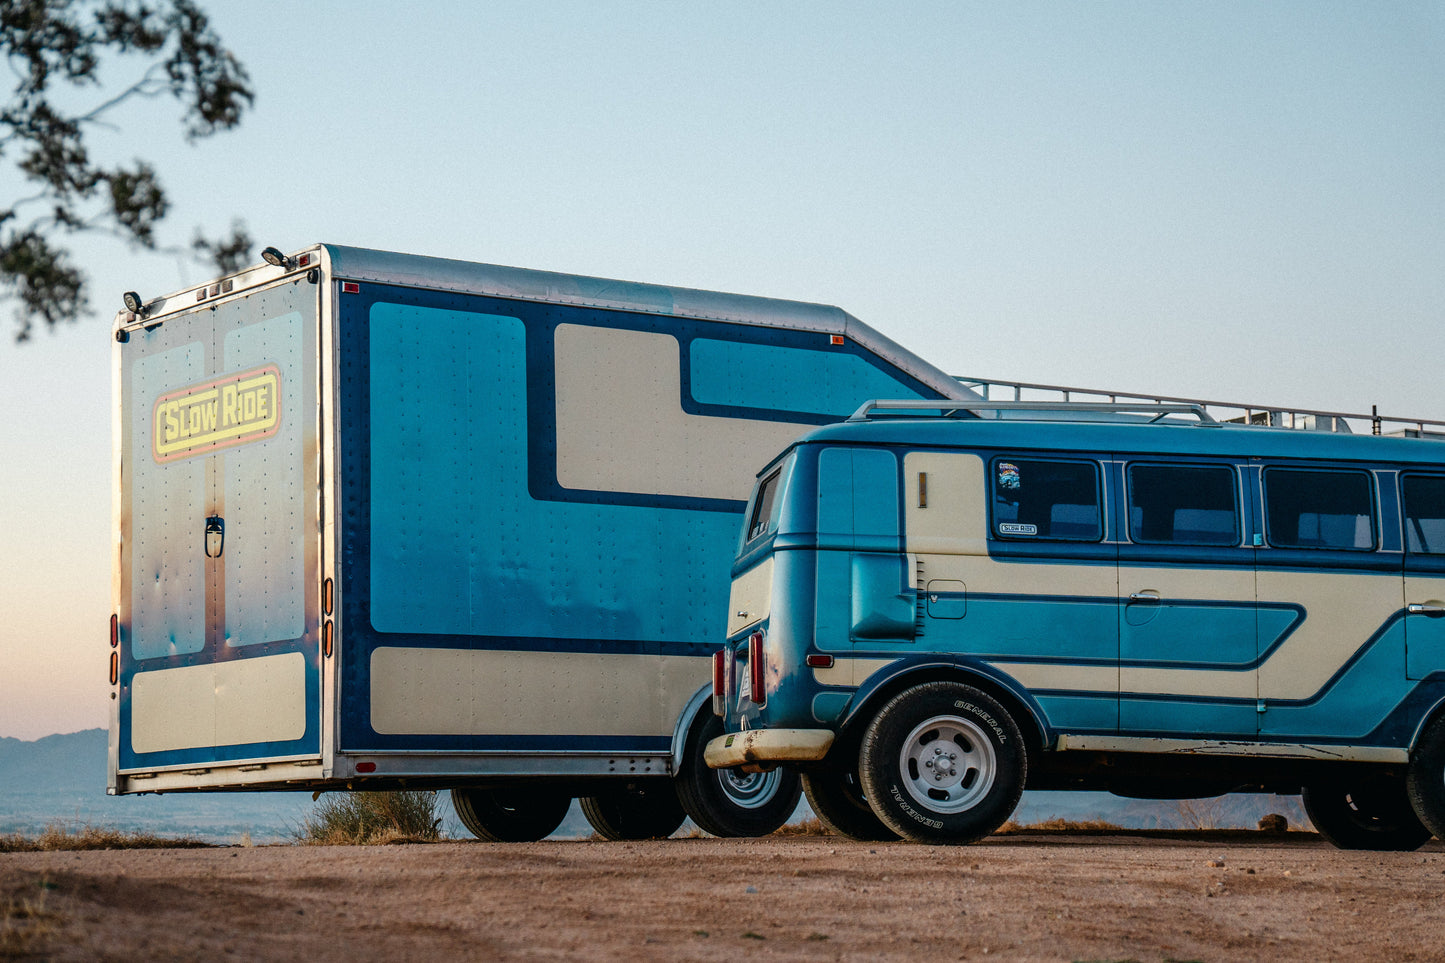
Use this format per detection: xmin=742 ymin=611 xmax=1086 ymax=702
xmin=705 ymin=401 xmax=1445 ymax=848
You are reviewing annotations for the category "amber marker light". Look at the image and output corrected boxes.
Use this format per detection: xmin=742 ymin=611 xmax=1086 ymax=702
xmin=110 ymin=613 xmax=118 ymax=648
xmin=109 ymin=652 xmax=118 ymax=686
xmin=323 ymin=577 xmax=334 ymax=615
xmin=323 ymin=620 xmax=333 ymax=658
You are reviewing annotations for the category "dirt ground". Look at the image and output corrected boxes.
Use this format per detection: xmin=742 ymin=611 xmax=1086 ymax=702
xmin=4 ymin=832 xmax=1445 ymax=962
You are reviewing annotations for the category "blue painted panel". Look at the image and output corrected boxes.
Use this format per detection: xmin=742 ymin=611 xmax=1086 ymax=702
xmin=947 ymin=594 xmax=1119 ymax=663
xmin=689 ymin=339 xmax=923 ymax=416
xmin=1034 ymin=694 xmax=1118 ymax=732
xmin=1118 ymin=697 xmax=1257 ymax=737
xmin=1121 ymin=601 xmax=1257 ymax=667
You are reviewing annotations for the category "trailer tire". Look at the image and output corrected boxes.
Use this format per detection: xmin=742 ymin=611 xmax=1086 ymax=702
xmin=451 ymin=787 xmax=571 ymax=842
xmin=802 ymin=769 xmax=899 ymax=841
xmin=579 ymin=782 xmax=688 ymax=840
xmin=1407 ymin=713 xmax=1445 ymax=841
xmin=1302 ymin=777 xmax=1432 ymax=851
xmin=858 ymin=682 xmax=1025 ymax=845
xmin=676 ymin=712 xmax=802 ymax=837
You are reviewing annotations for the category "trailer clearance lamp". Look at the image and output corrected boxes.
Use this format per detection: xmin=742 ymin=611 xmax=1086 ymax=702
xmin=748 ymin=630 xmax=766 ymax=707
xmin=341 ymin=282 xmax=360 ymax=294
xmin=109 ymin=652 xmax=118 ymax=685
xmin=355 ymin=762 xmax=376 ymax=774
xmin=830 ymin=335 xmax=845 ymax=346
xmin=110 ymin=613 xmax=118 ymax=648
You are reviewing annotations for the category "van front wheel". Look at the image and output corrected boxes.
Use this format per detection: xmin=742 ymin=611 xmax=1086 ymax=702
xmin=1406 ymin=714 xmax=1445 ymax=841
xmin=858 ymin=682 xmax=1026 ymax=845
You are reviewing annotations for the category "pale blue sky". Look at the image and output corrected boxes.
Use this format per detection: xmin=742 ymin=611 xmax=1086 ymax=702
xmin=1 ymin=2 xmax=1441 ymax=738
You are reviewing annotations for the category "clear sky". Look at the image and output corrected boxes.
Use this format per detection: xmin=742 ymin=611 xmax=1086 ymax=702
xmin=1 ymin=2 xmax=1441 ymax=739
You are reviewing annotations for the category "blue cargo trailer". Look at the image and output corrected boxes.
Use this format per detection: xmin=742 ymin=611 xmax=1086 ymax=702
xmin=108 ymin=244 xmax=973 ymax=839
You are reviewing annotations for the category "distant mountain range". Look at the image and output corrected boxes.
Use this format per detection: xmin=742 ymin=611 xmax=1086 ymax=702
xmin=0 ymin=729 xmax=1307 ymax=842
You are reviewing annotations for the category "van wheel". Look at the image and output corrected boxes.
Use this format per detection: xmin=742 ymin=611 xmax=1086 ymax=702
xmin=1302 ymin=778 xmax=1432 ymax=851
xmin=858 ymin=682 xmax=1026 ymax=845
xmin=1407 ymin=714 xmax=1445 ymax=840
xmin=579 ymin=782 xmax=687 ymax=840
xmin=802 ymin=769 xmax=899 ymax=841
xmin=676 ymin=712 xmax=802 ymax=837
xmin=451 ymin=787 xmax=571 ymax=842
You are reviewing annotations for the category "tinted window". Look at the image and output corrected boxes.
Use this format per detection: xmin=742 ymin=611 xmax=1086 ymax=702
xmin=1128 ymin=464 xmax=1238 ymax=546
xmin=1264 ymin=468 xmax=1374 ymax=550
xmin=747 ymin=469 xmax=783 ymax=541
xmin=1403 ymin=475 xmax=1445 ymax=554
xmin=992 ymin=458 xmax=1102 ymax=541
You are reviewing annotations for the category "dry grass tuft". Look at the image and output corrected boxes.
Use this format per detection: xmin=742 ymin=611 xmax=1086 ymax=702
xmin=294 ymin=790 xmax=442 ymax=845
xmin=0 ymin=822 xmax=210 ymax=853
xmin=994 ymin=817 xmax=1124 ymax=834
xmin=773 ymin=817 xmax=831 ymax=837
xmin=1 ymin=877 xmax=63 ymax=958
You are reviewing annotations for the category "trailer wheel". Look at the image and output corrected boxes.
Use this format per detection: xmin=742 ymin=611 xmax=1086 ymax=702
xmin=1408 ymin=713 xmax=1445 ymax=840
xmin=676 ymin=712 xmax=802 ymax=837
xmin=579 ymin=782 xmax=688 ymax=840
xmin=1302 ymin=777 xmax=1432 ymax=851
xmin=858 ymin=682 xmax=1025 ymax=845
xmin=802 ymin=768 xmax=899 ymax=841
xmin=451 ymin=787 xmax=571 ymax=842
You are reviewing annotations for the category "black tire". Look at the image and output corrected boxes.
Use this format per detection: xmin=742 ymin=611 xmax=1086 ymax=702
xmin=579 ymin=782 xmax=688 ymax=841
xmin=1302 ymin=777 xmax=1432 ymax=851
xmin=802 ymin=768 xmax=899 ymax=841
xmin=1408 ymin=714 xmax=1445 ymax=840
xmin=858 ymin=682 xmax=1026 ymax=845
xmin=451 ymin=787 xmax=571 ymax=842
xmin=676 ymin=711 xmax=803 ymax=837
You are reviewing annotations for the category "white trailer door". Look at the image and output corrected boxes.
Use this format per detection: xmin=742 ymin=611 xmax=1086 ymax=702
xmin=117 ymin=278 xmax=323 ymax=773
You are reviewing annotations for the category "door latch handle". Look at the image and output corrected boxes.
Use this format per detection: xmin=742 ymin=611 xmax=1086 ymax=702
xmin=1407 ymin=602 xmax=1445 ymax=616
xmin=1128 ymin=591 xmax=1161 ymax=603
xmin=204 ymin=515 xmax=225 ymax=558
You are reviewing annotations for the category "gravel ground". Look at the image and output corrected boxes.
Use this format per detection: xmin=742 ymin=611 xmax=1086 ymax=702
xmin=4 ymin=832 xmax=1445 ymax=961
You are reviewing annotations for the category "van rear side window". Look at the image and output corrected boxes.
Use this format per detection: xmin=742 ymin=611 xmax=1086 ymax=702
xmin=1403 ymin=474 xmax=1445 ymax=554
xmin=747 ymin=468 xmax=783 ymax=541
xmin=1264 ymin=468 xmax=1375 ymax=550
xmin=1127 ymin=464 xmax=1239 ymax=546
xmin=991 ymin=458 xmax=1102 ymax=541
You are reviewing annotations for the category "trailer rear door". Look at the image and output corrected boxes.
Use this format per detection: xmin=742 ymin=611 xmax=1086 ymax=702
xmin=117 ymin=277 xmax=323 ymax=774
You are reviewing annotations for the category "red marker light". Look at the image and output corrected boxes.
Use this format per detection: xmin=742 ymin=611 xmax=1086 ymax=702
xmin=806 ymin=653 xmax=833 ymax=669
xmin=830 ymin=335 xmax=845 ymax=346
xmin=355 ymin=762 xmax=376 ymax=774
xmin=341 ymin=282 xmax=360 ymax=294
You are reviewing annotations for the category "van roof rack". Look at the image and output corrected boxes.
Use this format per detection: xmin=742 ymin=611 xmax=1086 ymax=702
xmin=848 ymin=399 xmax=1218 ymax=424
xmin=953 ymin=375 xmax=1445 ymax=439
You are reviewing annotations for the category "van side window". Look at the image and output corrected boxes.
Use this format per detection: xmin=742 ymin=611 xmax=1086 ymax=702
xmin=1403 ymin=475 xmax=1445 ymax=554
xmin=991 ymin=458 xmax=1102 ymax=541
xmin=1264 ymin=468 xmax=1375 ymax=550
xmin=1127 ymin=464 xmax=1238 ymax=546
xmin=747 ymin=469 xmax=783 ymax=541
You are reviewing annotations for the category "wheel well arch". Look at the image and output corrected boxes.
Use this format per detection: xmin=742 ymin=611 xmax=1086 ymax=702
xmin=833 ymin=661 xmax=1050 ymax=766
xmin=1407 ymin=691 xmax=1445 ymax=757
xmin=670 ymin=684 xmax=714 ymax=771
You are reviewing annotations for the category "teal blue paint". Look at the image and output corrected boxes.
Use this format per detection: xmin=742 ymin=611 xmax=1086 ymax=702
xmin=811 ymin=692 xmax=851 ymax=724
xmin=689 ymin=339 xmax=923 ymax=415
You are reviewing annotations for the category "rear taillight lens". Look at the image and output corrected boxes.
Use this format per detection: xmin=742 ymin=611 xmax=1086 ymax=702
xmin=711 ymin=650 xmax=726 ymax=715
xmin=748 ymin=630 xmax=766 ymax=707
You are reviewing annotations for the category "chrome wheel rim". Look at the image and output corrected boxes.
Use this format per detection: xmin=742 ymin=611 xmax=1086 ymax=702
xmin=898 ymin=714 xmax=996 ymax=814
xmin=716 ymin=766 xmax=782 ymax=810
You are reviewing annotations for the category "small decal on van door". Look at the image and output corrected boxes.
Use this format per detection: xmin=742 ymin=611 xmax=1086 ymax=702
xmin=152 ymin=364 xmax=282 ymax=463
xmin=998 ymin=522 xmax=1037 ymax=536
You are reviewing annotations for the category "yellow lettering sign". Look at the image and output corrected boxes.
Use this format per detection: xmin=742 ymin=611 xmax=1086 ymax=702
xmin=152 ymin=364 xmax=282 ymax=462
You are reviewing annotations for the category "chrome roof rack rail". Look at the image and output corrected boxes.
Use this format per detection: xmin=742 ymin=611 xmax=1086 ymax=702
xmin=954 ymin=376 xmax=1445 ymax=438
xmin=847 ymin=399 xmax=1217 ymax=424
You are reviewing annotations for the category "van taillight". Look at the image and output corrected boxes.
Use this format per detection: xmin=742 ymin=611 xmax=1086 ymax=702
xmin=748 ymin=630 xmax=766 ymax=707
xmin=711 ymin=650 xmax=726 ymax=715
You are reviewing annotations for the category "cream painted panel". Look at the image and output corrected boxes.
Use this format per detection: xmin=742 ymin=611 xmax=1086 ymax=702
xmin=903 ymin=451 xmax=988 ymax=556
xmin=1255 ymin=569 xmax=1401 ymax=700
xmin=988 ymin=662 xmax=1118 ymax=693
xmin=131 ymin=653 xmax=307 ymax=753
xmin=914 ymin=556 xmax=1118 ymax=598
xmin=370 ymin=647 xmax=709 ymax=736
xmin=727 ymin=556 xmax=774 ymax=636
xmin=553 ymin=324 xmax=812 ymax=501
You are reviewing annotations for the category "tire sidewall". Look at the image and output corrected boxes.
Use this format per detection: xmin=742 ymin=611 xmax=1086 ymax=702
xmin=677 ymin=711 xmax=802 ymax=837
xmin=859 ymin=682 xmax=1025 ymax=844
xmin=1407 ymin=715 xmax=1445 ymax=841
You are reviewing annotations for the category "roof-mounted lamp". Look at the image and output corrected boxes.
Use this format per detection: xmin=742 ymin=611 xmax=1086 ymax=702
xmin=261 ymin=246 xmax=294 ymax=270
xmin=122 ymin=291 xmax=146 ymax=316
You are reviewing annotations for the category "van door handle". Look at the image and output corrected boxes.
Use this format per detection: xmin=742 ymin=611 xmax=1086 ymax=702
xmin=1128 ymin=591 xmax=1160 ymax=603
xmin=1407 ymin=602 xmax=1445 ymax=616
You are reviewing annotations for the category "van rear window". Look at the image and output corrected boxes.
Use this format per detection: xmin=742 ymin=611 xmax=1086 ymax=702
xmin=747 ymin=468 xmax=784 ymax=541
xmin=1264 ymin=468 xmax=1375 ymax=550
xmin=991 ymin=458 xmax=1102 ymax=541
xmin=1403 ymin=475 xmax=1445 ymax=554
xmin=1127 ymin=464 xmax=1239 ymax=546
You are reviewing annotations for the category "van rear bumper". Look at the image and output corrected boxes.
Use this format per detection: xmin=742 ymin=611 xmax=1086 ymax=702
xmin=704 ymin=729 xmax=835 ymax=769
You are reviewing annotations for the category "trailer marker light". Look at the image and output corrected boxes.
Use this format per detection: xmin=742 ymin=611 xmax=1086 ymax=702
xmin=830 ymin=335 xmax=845 ymax=346
xmin=110 ymin=613 xmax=118 ymax=648
xmin=323 ymin=620 xmax=333 ymax=658
xmin=195 ymin=288 xmax=207 ymax=301
xmin=748 ymin=630 xmax=766 ymax=707
xmin=297 ymin=253 xmax=311 ymax=268
xmin=109 ymin=651 xmax=118 ymax=685
xmin=355 ymin=762 xmax=376 ymax=774
xmin=323 ymin=577 xmax=334 ymax=616
xmin=806 ymin=653 xmax=833 ymax=669
xmin=341 ymin=282 xmax=360 ymax=294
